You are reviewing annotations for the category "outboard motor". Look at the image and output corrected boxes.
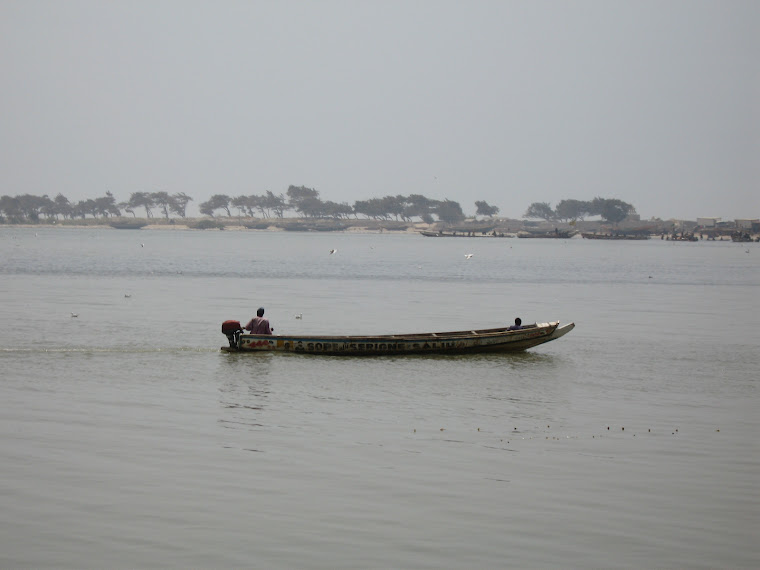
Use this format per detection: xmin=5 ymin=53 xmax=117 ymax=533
xmin=222 ymin=320 xmax=243 ymax=349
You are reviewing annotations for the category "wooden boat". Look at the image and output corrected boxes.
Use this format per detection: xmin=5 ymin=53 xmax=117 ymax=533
xmin=731 ymin=232 xmax=755 ymax=243
xmin=419 ymin=228 xmax=508 ymax=238
xmin=664 ymin=233 xmax=698 ymax=242
xmin=517 ymin=230 xmax=576 ymax=239
xmin=220 ymin=321 xmax=574 ymax=355
xmin=109 ymin=221 xmax=148 ymax=229
xmin=582 ymin=233 xmax=649 ymax=240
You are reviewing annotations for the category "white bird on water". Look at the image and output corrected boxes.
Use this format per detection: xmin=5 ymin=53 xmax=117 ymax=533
xmin=464 ymin=253 xmax=474 ymax=259
xmin=295 ymin=313 xmax=303 ymax=319
xmin=71 ymin=312 xmax=78 ymax=318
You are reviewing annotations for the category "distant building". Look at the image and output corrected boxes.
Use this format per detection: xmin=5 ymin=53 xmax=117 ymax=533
xmin=735 ymin=219 xmax=759 ymax=230
xmin=673 ymin=219 xmax=698 ymax=231
xmin=697 ymin=217 xmax=721 ymax=227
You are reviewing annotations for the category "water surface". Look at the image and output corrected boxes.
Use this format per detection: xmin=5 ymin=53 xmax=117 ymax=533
xmin=1 ymin=228 xmax=758 ymax=568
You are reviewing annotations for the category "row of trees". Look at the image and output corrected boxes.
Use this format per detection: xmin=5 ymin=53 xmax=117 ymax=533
xmin=0 ymin=186 xmax=501 ymax=224
xmin=524 ymin=198 xmax=636 ymax=224
xmin=199 ymin=186 xmax=497 ymax=224
xmin=0 ymin=191 xmax=193 ymax=222
xmin=1 ymin=188 xmax=634 ymax=225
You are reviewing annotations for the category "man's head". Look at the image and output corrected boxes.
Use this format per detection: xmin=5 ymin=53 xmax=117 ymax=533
xmin=515 ymin=317 xmax=522 ymax=326
xmin=257 ymin=307 xmax=265 ymax=317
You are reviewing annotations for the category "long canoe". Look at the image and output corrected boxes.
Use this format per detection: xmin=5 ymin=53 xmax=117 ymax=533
xmin=419 ymin=229 xmax=506 ymax=238
xmin=581 ymin=233 xmax=649 ymax=240
xmin=221 ymin=321 xmax=574 ymax=355
xmin=517 ymin=231 xmax=577 ymax=239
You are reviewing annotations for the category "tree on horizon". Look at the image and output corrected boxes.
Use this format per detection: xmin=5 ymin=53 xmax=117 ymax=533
xmin=286 ymin=185 xmax=319 ymax=217
xmin=128 ymin=192 xmax=155 ymax=218
xmin=475 ymin=200 xmax=499 ymax=217
xmin=524 ymin=202 xmax=555 ymax=221
xmin=590 ymin=197 xmax=636 ymax=225
xmin=199 ymin=194 xmax=232 ymax=217
xmin=151 ymin=192 xmax=173 ymax=219
xmin=168 ymin=193 xmax=192 ymax=218
xmin=555 ymin=199 xmax=591 ymax=222
xmin=436 ymin=199 xmax=466 ymax=224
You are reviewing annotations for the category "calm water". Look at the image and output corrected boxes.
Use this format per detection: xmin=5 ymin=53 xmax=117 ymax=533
xmin=1 ymin=227 xmax=758 ymax=568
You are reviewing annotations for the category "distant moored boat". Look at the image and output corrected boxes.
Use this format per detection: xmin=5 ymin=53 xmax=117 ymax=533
xmin=109 ymin=221 xmax=148 ymax=230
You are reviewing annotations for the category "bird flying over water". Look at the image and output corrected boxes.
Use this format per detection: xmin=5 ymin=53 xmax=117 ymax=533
xmin=465 ymin=253 xmax=473 ymax=259
xmin=329 ymin=249 xmax=337 ymax=255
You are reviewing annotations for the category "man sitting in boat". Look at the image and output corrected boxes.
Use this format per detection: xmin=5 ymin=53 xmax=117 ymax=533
xmin=244 ymin=307 xmax=273 ymax=335
xmin=507 ymin=317 xmax=523 ymax=330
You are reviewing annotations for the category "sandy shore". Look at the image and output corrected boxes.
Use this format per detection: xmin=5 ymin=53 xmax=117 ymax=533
xmin=2 ymin=221 xmax=429 ymax=234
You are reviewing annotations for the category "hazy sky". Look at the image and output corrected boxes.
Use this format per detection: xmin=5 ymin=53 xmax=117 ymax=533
xmin=1 ymin=0 xmax=757 ymax=220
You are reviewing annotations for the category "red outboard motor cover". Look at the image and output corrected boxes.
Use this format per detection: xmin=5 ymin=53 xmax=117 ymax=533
xmin=222 ymin=320 xmax=242 ymax=334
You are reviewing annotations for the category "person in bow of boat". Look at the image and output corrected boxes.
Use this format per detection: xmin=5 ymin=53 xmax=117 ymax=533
xmin=244 ymin=307 xmax=273 ymax=335
xmin=507 ymin=317 xmax=522 ymax=330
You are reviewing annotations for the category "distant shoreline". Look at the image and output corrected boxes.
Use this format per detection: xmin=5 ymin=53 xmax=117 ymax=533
xmin=3 ymin=220 xmax=425 ymax=234
xmin=1 ymin=218 xmax=755 ymax=240
xmin=1 ymin=217 xmax=503 ymax=233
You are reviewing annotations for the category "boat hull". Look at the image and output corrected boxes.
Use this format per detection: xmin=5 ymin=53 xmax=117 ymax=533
xmin=221 ymin=322 xmax=574 ymax=356
xmin=581 ymin=233 xmax=649 ymax=240
xmin=517 ymin=231 xmax=577 ymax=239
xmin=419 ymin=229 xmax=509 ymax=238
xmin=109 ymin=221 xmax=148 ymax=229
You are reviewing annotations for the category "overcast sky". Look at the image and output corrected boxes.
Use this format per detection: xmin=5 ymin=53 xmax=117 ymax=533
xmin=1 ymin=0 xmax=757 ymax=220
